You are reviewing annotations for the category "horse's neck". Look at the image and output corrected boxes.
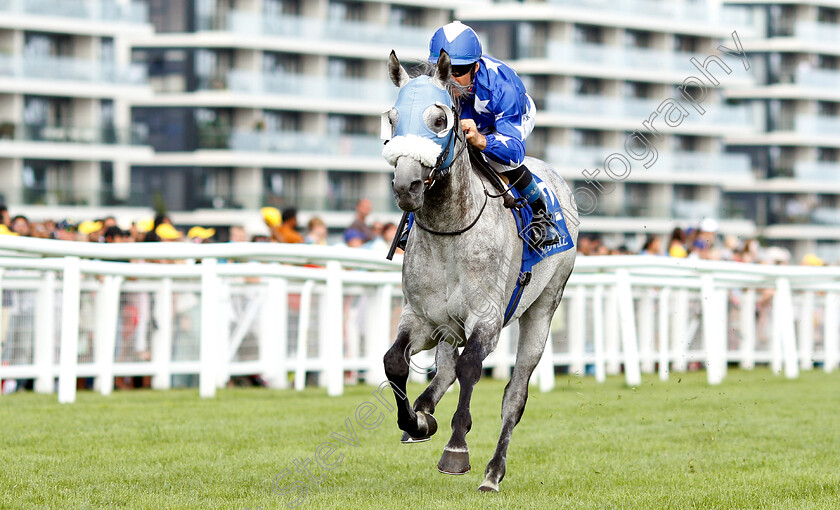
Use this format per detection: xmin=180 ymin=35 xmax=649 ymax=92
xmin=416 ymin=152 xmax=483 ymax=231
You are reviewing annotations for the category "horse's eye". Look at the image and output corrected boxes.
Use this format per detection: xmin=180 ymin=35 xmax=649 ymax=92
xmin=434 ymin=118 xmax=444 ymax=128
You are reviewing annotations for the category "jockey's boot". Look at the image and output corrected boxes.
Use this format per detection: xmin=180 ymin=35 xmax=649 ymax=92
xmin=505 ymin=164 xmax=560 ymax=251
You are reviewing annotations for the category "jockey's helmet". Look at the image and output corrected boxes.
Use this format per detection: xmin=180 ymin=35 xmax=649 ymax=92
xmin=428 ymin=21 xmax=482 ymax=66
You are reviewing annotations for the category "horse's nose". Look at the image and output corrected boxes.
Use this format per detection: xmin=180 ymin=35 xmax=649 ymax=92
xmin=392 ymin=176 xmax=423 ymax=197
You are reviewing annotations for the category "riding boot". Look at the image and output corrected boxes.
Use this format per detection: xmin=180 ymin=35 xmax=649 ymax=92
xmin=504 ymin=164 xmax=561 ymax=250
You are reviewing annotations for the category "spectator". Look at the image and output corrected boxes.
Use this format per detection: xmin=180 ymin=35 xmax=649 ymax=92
xmin=154 ymin=223 xmax=182 ymax=242
xmin=277 ymin=207 xmax=304 ymax=244
xmin=344 ymin=229 xmax=367 ymax=248
xmin=668 ymin=227 xmax=687 ymax=258
xmin=229 ymin=226 xmax=248 ymax=243
xmin=640 ymin=236 xmax=663 ymax=256
xmin=0 ymin=224 xmax=18 ymax=236
xmin=103 ymin=226 xmax=130 ymax=243
xmin=0 ymin=204 xmax=9 ymax=227
xmin=10 ymin=215 xmax=29 ymax=236
xmin=345 ymin=198 xmax=374 ymax=244
xmin=381 ymin=222 xmax=401 ymax=255
xmin=305 ymin=217 xmax=328 ymax=245
xmin=187 ymin=226 xmax=215 ymax=244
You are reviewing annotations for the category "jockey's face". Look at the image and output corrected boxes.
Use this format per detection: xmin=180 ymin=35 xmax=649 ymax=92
xmin=451 ymin=62 xmax=479 ymax=97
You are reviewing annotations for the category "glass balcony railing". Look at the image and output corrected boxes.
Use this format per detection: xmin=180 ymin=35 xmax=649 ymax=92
xmin=796 ymin=67 xmax=840 ymax=89
xmin=197 ymin=11 xmax=430 ymax=48
xmin=794 ymin=161 xmax=840 ymax=181
xmin=544 ymin=94 xmax=752 ymax=127
xmin=795 ymin=115 xmax=840 ymax=135
xmin=1 ymin=186 xmax=137 ymax=207
xmin=0 ymin=122 xmax=148 ymax=145
xmin=221 ymin=70 xmax=398 ymax=103
xmin=545 ymin=146 xmax=751 ymax=175
xmin=196 ymin=127 xmax=384 ymax=158
xmin=540 ymin=42 xmax=712 ymax=76
xmin=544 ymin=0 xmax=751 ymax=27
xmin=0 ymin=54 xmax=147 ymax=85
xmin=0 ymin=0 xmax=148 ymax=23
xmin=794 ymin=21 xmax=840 ymax=43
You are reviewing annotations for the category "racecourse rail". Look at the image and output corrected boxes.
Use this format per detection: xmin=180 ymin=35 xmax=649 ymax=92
xmin=0 ymin=237 xmax=838 ymax=404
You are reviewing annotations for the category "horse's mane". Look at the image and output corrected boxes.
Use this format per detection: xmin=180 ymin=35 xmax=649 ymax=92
xmin=405 ymin=61 xmax=471 ymax=114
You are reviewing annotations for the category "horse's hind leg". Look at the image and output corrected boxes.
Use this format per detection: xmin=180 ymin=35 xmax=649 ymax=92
xmin=402 ymin=340 xmax=458 ymax=443
xmin=383 ymin=320 xmax=437 ymax=441
xmin=438 ymin=327 xmax=493 ymax=475
xmin=479 ymin=301 xmax=556 ymax=492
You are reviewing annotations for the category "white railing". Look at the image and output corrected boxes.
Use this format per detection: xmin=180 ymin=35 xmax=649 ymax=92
xmin=1 ymin=237 xmax=839 ymax=404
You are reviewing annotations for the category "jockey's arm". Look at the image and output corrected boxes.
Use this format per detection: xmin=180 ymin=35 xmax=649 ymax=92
xmin=465 ymin=84 xmax=526 ymax=167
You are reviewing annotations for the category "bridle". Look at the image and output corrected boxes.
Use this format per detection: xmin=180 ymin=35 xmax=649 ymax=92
xmin=412 ymin=106 xmax=492 ymax=237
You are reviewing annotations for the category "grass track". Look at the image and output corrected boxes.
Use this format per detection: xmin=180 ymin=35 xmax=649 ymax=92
xmin=1 ymin=369 xmax=839 ymax=509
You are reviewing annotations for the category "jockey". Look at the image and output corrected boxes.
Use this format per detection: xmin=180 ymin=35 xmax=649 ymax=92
xmin=424 ymin=20 xmax=560 ymax=250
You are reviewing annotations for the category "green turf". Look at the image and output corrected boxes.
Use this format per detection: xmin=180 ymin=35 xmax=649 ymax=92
xmin=1 ymin=368 xmax=839 ymax=509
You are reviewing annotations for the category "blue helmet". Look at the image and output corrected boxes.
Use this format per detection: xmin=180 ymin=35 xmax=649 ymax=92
xmin=428 ymin=21 xmax=482 ymax=66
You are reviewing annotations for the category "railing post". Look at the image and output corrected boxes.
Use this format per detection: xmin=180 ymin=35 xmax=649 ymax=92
xmin=295 ymin=280 xmax=315 ymax=391
xmin=96 ymin=275 xmax=123 ymax=396
xmin=261 ymin=277 xmax=289 ymax=389
xmin=0 ymin=268 xmax=4 ymax=396
xmin=569 ymin=284 xmax=586 ymax=376
xmin=797 ymin=291 xmax=815 ymax=370
xmin=638 ymin=290 xmax=655 ymax=374
xmin=324 ymin=261 xmax=344 ymax=396
xmin=701 ymin=275 xmax=725 ymax=385
xmin=199 ymin=258 xmax=219 ymax=398
xmin=58 ymin=257 xmax=81 ymax=404
xmin=658 ymin=287 xmax=671 ymax=381
xmin=34 ymin=270 xmax=56 ymax=394
xmin=492 ymin=326 xmax=512 ymax=380
xmin=366 ymin=283 xmax=392 ymax=384
xmin=739 ymin=288 xmax=756 ymax=370
xmin=592 ymin=284 xmax=606 ymax=383
xmin=604 ymin=285 xmax=620 ymax=375
xmin=776 ymin=278 xmax=800 ymax=379
xmin=771 ymin=290 xmax=783 ymax=374
xmin=824 ymin=292 xmax=839 ymax=373
xmin=672 ymin=288 xmax=689 ymax=372
xmin=216 ymin=279 xmax=232 ymax=389
xmin=152 ymin=277 xmax=173 ymax=390
xmin=616 ymin=269 xmax=641 ymax=386
xmin=538 ymin=328 xmax=555 ymax=393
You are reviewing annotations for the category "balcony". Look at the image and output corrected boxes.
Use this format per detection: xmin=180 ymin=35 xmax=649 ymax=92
xmin=544 ymin=0 xmax=751 ymax=27
xmin=794 ymin=21 xmax=840 ymax=44
xmin=198 ymin=11 xmax=430 ymax=49
xmin=0 ymin=122 xmax=148 ymax=145
xmin=220 ymin=70 xmax=398 ymax=103
xmin=545 ymin=146 xmax=751 ymax=176
xmin=794 ymin=161 xmax=840 ymax=181
xmin=0 ymin=54 xmax=146 ymax=85
xmin=795 ymin=115 xmax=840 ymax=135
xmin=544 ymin=94 xmax=752 ymax=128
xmin=538 ymin=42 xmax=710 ymax=76
xmin=197 ymin=128 xmax=383 ymax=158
xmin=796 ymin=67 xmax=840 ymax=90
xmin=0 ymin=0 xmax=148 ymax=23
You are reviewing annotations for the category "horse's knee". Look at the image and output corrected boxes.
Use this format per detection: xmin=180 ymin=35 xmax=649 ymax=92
xmin=383 ymin=332 xmax=410 ymax=378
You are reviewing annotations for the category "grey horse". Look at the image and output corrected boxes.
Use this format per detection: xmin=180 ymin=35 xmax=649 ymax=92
xmin=381 ymin=50 xmax=579 ymax=493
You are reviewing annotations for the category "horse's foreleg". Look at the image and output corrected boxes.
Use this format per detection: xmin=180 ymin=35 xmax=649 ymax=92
xmin=437 ymin=329 xmax=489 ymax=475
xmin=401 ymin=339 xmax=457 ymax=443
xmin=479 ymin=308 xmax=553 ymax=492
xmin=383 ymin=328 xmax=436 ymax=440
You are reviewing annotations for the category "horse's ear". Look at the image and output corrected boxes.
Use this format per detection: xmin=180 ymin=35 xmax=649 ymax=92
xmin=436 ymin=49 xmax=452 ymax=84
xmin=388 ymin=50 xmax=410 ymax=87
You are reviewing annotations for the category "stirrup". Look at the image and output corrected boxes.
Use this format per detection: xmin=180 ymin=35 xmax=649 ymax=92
xmin=529 ymin=212 xmax=560 ymax=250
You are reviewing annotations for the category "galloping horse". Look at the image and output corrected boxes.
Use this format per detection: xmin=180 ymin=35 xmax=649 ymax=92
xmin=381 ymin=50 xmax=578 ymax=492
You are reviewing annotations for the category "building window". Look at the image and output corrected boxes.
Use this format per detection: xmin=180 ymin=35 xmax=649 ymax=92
xmin=329 ymin=1 xmax=364 ymax=22
xmin=573 ymin=24 xmax=602 ymax=44
xmin=572 ymin=129 xmax=602 ymax=147
xmin=265 ymin=0 xmax=300 ymax=16
xmin=390 ymin=6 xmax=422 ymax=27
xmin=574 ymin=78 xmax=602 ymax=96
xmin=263 ymin=169 xmax=300 ymax=208
xmin=327 ymin=171 xmax=363 ymax=211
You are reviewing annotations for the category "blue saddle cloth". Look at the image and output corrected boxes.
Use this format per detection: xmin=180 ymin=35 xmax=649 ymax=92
xmin=405 ymin=174 xmax=574 ymax=326
xmin=502 ymin=174 xmax=574 ymax=325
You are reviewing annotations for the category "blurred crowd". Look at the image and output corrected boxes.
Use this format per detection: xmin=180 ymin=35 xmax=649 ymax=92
xmin=0 ymin=202 xmax=829 ymax=266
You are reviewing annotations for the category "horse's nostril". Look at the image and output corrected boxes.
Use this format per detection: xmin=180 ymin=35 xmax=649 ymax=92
xmin=409 ymin=179 xmax=423 ymax=195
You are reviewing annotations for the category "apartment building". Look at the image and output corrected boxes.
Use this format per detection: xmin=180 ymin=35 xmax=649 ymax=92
xmin=722 ymin=0 xmax=840 ymax=260
xmin=0 ymin=0 xmax=154 ymax=217
xmin=125 ymin=0 xmax=459 ymax=231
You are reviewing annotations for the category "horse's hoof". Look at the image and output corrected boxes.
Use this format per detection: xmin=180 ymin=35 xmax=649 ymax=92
xmin=400 ymin=431 xmax=430 ymax=444
xmin=478 ymin=483 xmax=499 ymax=493
xmin=400 ymin=412 xmax=437 ymax=443
xmin=437 ymin=448 xmax=470 ymax=475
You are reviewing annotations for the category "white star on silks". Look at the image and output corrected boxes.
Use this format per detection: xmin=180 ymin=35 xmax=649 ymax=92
xmin=495 ymin=112 xmax=505 ymax=121
xmin=482 ymin=57 xmax=502 ymax=73
xmin=494 ymin=133 xmax=511 ymax=147
xmin=514 ymin=122 xmax=528 ymax=139
xmin=474 ymin=95 xmax=491 ymax=115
